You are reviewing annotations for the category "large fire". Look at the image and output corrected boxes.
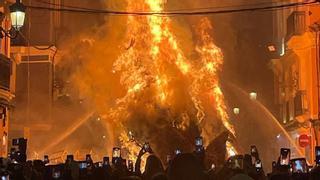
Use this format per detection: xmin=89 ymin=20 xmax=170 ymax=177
xmin=59 ymin=0 xmax=235 ymax=164
xmin=110 ymin=0 xmax=234 ymax=162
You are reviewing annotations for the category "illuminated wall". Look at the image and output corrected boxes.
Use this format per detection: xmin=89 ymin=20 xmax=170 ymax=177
xmin=271 ymin=3 xmax=320 ymax=161
xmin=0 ymin=3 xmax=15 ymax=157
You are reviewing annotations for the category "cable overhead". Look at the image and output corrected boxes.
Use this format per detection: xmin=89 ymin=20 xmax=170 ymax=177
xmin=34 ymin=0 xmax=99 ymax=11
xmin=34 ymin=0 xmax=295 ymax=13
xmin=18 ymin=31 xmax=56 ymax=52
xmin=25 ymin=1 xmax=319 ymax=16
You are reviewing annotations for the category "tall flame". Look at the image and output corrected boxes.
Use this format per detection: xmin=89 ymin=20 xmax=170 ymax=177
xmin=113 ymin=0 xmax=234 ymax=159
xmin=68 ymin=0 xmax=235 ymax=163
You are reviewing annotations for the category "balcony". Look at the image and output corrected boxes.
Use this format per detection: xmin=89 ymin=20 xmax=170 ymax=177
xmin=287 ymin=11 xmax=306 ymax=40
xmin=0 ymin=54 xmax=11 ymax=91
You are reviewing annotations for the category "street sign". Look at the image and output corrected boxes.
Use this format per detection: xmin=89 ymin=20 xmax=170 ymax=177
xmin=298 ymin=134 xmax=310 ymax=148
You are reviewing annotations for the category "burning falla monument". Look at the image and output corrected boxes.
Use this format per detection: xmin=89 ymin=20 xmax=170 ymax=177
xmin=55 ymin=0 xmax=236 ymax=165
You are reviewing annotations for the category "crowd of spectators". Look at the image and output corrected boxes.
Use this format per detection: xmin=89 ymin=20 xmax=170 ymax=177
xmin=3 ymin=137 xmax=320 ymax=180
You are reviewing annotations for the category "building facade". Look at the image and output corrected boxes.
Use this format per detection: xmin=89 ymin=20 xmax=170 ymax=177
xmin=9 ymin=0 xmax=61 ymax=158
xmin=0 ymin=0 xmax=18 ymax=157
xmin=271 ymin=1 xmax=320 ymax=161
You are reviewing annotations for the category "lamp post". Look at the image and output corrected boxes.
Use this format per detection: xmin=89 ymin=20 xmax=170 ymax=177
xmin=0 ymin=0 xmax=25 ymax=39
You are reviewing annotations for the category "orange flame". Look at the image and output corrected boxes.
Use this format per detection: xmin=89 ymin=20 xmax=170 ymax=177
xmin=70 ymin=0 xmax=236 ymax=163
xmin=110 ymin=1 xmax=235 ymax=160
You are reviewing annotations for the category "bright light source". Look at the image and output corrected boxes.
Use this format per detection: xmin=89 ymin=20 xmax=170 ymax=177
xmin=226 ymin=141 xmax=237 ymax=157
xmin=10 ymin=0 xmax=26 ymax=30
xmin=277 ymin=134 xmax=281 ymax=139
xmin=268 ymin=45 xmax=276 ymax=52
xmin=249 ymin=92 xmax=257 ymax=100
xmin=280 ymin=38 xmax=285 ymax=56
xmin=233 ymin=108 xmax=240 ymax=115
xmin=129 ymin=131 xmax=133 ymax=136
xmin=102 ymin=135 xmax=106 ymax=139
xmin=128 ymin=131 xmax=134 ymax=141
xmin=2 ymin=135 xmax=6 ymax=146
xmin=97 ymin=117 xmax=101 ymax=121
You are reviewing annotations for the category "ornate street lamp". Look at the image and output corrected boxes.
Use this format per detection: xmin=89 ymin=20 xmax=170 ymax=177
xmin=0 ymin=0 xmax=26 ymax=39
xmin=9 ymin=0 xmax=26 ymax=30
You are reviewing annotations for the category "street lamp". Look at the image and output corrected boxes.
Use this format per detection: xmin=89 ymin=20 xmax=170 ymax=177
xmin=0 ymin=0 xmax=25 ymax=39
xmin=9 ymin=0 xmax=26 ymax=30
xmin=249 ymin=92 xmax=257 ymax=100
xmin=233 ymin=108 xmax=240 ymax=115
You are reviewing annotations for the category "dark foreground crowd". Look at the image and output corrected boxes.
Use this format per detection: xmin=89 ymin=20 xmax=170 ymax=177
xmin=3 ymin=138 xmax=320 ymax=180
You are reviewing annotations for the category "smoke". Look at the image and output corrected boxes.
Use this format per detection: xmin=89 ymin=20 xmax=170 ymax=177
xmin=39 ymin=0 xmax=248 ymax=162
xmin=7 ymin=0 xmax=281 ymax=168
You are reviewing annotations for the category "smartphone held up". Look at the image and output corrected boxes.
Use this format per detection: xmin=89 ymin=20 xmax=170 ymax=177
xmin=280 ymin=148 xmax=291 ymax=166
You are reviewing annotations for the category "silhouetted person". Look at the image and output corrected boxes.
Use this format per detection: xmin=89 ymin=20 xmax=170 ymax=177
xmin=31 ymin=160 xmax=45 ymax=180
xmin=167 ymin=153 xmax=208 ymax=180
xmin=111 ymin=157 xmax=128 ymax=180
xmin=143 ymin=155 xmax=164 ymax=180
xmin=310 ymin=165 xmax=320 ymax=180
xmin=135 ymin=145 xmax=164 ymax=180
xmin=268 ymin=157 xmax=290 ymax=180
